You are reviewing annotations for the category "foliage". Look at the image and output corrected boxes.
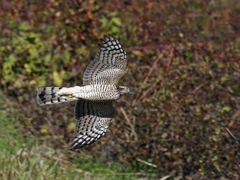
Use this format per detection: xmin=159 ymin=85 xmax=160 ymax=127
xmin=0 ymin=92 xmax=154 ymax=180
xmin=1 ymin=0 xmax=240 ymax=179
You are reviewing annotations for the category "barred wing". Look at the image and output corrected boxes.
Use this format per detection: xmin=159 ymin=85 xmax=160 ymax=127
xmin=70 ymin=100 xmax=115 ymax=150
xmin=82 ymin=34 xmax=128 ymax=86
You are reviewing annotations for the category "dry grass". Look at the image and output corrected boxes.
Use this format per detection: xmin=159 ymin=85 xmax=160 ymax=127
xmin=1 ymin=0 xmax=240 ymax=179
xmin=0 ymin=92 xmax=157 ymax=180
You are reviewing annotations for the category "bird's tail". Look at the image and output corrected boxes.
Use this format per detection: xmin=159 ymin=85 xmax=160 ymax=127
xmin=37 ymin=87 xmax=77 ymax=105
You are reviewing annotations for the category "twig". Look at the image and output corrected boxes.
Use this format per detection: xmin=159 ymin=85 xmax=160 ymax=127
xmin=236 ymin=162 xmax=240 ymax=168
xmin=219 ymin=123 xmax=240 ymax=143
xmin=120 ymin=107 xmax=138 ymax=142
xmin=138 ymin=77 xmax=162 ymax=102
xmin=160 ymin=175 xmax=171 ymax=180
xmin=131 ymin=45 xmax=170 ymax=51
xmin=166 ymin=48 xmax=174 ymax=72
xmin=94 ymin=172 xmax=147 ymax=175
xmin=141 ymin=52 xmax=153 ymax=66
xmin=62 ymin=68 xmax=83 ymax=87
xmin=132 ymin=54 xmax=162 ymax=106
xmin=190 ymin=84 xmax=203 ymax=94
xmin=140 ymin=54 xmax=162 ymax=89
xmin=231 ymin=110 xmax=240 ymax=120
xmin=219 ymin=123 xmax=240 ymax=170
xmin=136 ymin=158 xmax=157 ymax=168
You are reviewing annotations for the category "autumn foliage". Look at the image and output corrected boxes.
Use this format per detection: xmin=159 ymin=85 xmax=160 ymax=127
xmin=1 ymin=0 xmax=240 ymax=178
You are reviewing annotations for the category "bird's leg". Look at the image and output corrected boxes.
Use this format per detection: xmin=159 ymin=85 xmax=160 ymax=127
xmin=60 ymin=93 xmax=74 ymax=98
xmin=56 ymin=86 xmax=81 ymax=97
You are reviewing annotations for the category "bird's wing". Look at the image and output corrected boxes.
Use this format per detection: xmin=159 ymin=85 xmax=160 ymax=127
xmin=70 ymin=99 xmax=114 ymax=150
xmin=82 ymin=34 xmax=128 ymax=86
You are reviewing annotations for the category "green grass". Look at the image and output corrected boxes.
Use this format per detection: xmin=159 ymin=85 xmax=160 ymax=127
xmin=0 ymin=93 xmax=157 ymax=180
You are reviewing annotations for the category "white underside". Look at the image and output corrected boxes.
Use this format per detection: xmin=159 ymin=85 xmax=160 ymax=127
xmin=56 ymin=85 xmax=120 ymax=101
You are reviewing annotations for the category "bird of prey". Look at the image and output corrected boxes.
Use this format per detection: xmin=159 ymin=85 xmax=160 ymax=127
xmin=37 ymin=34 xmax=131 ymax=150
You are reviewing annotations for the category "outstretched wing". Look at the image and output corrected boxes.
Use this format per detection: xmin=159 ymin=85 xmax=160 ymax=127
xmin=70 ymin=100 xmax=115 ymax=150
xmin=82 ymin=34 xmax=128 ymax=86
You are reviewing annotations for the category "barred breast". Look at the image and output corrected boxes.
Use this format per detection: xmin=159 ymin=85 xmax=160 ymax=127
xmin=74 ymin=85 xmax=120 ymax=101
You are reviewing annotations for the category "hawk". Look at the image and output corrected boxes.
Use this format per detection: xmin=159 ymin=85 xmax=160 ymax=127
xmin=37 ymin=34 xmax=131 ymax=150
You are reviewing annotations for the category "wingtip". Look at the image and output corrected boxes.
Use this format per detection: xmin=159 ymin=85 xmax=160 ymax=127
xmin=69 ymin=140 xmax=77 ymax=151
xmin=69 ymin=146 xmax=76 ymax=151
xmin=112 ymin=35 xmax=119 ymax=43
xmin=69 ymin=141 xmax=86 ymax=150
xmin=100 ymin=34 xmax=119 ymax=44
xmin=107 ymin=33 xmax=113 ymax=39
xmin=108 ymin=34 xmax=116 ymax=41
xmin=102 ymin=34 xmax=115 ymax=40
xmin=100 ymin=38 xmax=105 ymax=43
xmin=103 ymin=35 xmax=109 ymax=41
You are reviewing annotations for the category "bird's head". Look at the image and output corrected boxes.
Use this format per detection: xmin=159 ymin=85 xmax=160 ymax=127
xmin=117 ymin=86 xmax=132 ymax=95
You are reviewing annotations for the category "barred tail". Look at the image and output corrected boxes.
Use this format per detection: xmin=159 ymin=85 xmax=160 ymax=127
xmin=37 ymin=87 xmax=77 ymax=105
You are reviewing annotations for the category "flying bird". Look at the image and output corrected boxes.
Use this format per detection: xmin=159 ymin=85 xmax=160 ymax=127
xmin=37 ymin=34 xmax=131 ymax=150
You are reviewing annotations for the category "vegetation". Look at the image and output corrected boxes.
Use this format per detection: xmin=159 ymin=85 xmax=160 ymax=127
xmin=1 ymin=0 xmax=240 ymax=179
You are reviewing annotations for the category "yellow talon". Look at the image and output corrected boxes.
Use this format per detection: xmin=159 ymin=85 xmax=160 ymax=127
xmin=60 ymin=93 xmax=74 ymax=98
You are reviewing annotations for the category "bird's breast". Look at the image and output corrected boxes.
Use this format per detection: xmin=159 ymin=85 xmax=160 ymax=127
xmin=75 ymin=85 xmax=120 ymax=101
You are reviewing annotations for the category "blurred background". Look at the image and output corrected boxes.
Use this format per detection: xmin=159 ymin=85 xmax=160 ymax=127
xmin=0 ymin=0 xmax=240 ymax=179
